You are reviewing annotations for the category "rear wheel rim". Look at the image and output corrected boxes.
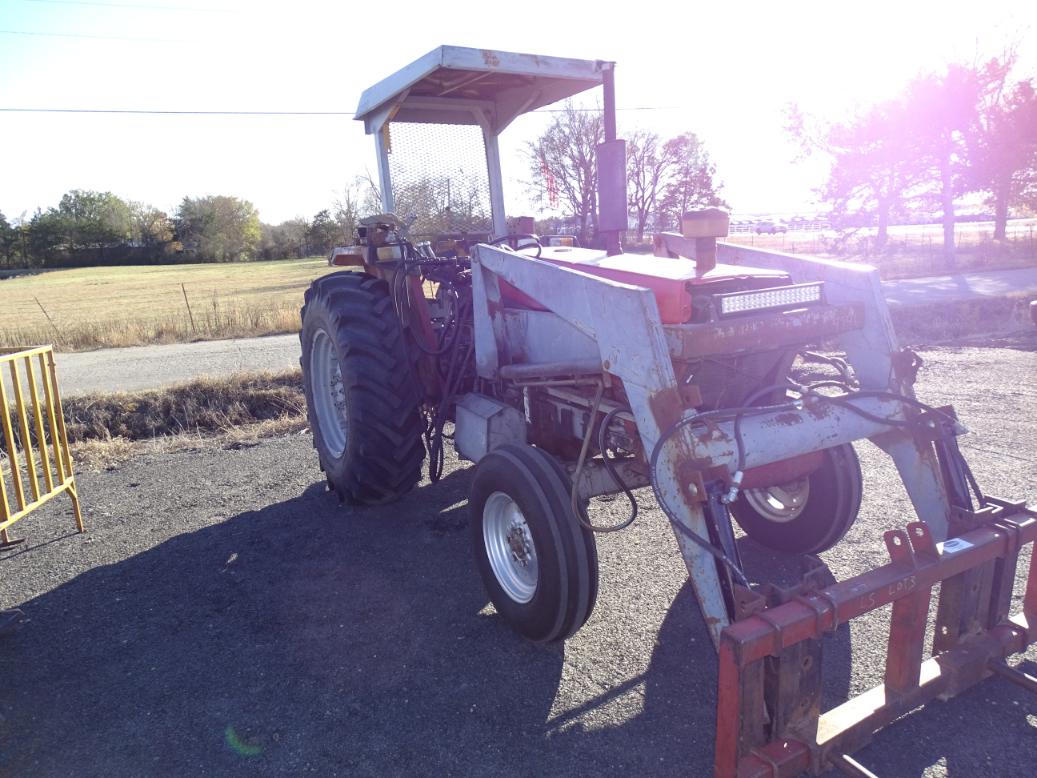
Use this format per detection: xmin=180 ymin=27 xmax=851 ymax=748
xmin=483 ymin=491 xmax=538 ymax=604
xmin=742 ymin=478 xmax=810 ymax=523
xmin=310 ymin=328 xmax=348 ymax=458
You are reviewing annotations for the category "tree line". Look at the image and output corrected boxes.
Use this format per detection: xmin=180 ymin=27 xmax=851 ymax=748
xmin=1 ymin=108 xmax=726 ymax=267
xmin=790 ymin=51 xmax=1037 ymax=264
xmin=0 ymin=190 xmax=367 ymax=268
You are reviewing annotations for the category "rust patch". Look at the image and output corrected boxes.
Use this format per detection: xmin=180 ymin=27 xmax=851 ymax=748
xmin=647 ymin=386 xmax=686 ymax=430
xmin=695 ymin=423 xmax=729 ymax=444
xmin=804 ymin=401 xmax=833 ymax=421
xmin=741 ymin=451 xmax=824 ymax=489
xmin=671 ymin=303 xmax=864 ymax=360
xmin=679 ymin=382 xmax=703 ymax=408
xmin=649 ymin=387 xmax=713 ymax=504
xmin=485 ymin=295 xmax=504 ymax=318
xmin=481 ymin=50 xmax=501 ymax=67
xmin=773 ymin=412 xmax=804 ymax=427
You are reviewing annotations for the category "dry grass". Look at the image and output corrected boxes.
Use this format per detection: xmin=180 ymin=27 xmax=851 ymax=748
xmin=0 ymin=258 xmax=337 ymax=351
xmin=4 ymin=369 xmax=307 ymax=472
xmin=889 ymin=295 xmax=1035 ymax=345
xmin=1 ymin=378 xmax=307 ymax=495
xmin=71 ymin=417 xmax=309 ymax=471
xmin=60 ymin=370 xmax=309 ymax=470
xmin=60 ymin=369 xmax=305 ymax=442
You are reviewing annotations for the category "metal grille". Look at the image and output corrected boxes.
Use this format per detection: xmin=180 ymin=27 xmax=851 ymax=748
xmin=387 ymin=122 xmax=493 ymax=237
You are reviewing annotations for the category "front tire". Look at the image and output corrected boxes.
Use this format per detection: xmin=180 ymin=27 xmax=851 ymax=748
xmin=300 ymin=271 xmax=425 ymax=505
xmin=469 ymin=445 xmax=598 ymax=642
xmin=730 ymin=443 xmax=863 ymax=554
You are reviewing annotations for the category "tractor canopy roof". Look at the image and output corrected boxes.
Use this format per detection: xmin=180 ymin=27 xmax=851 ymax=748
xmin=355 ymin=45 xmax=611 ymax=133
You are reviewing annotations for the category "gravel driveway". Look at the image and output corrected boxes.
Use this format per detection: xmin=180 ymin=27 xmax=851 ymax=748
xmin=1 ymin=343 xmax=1035 ymax=776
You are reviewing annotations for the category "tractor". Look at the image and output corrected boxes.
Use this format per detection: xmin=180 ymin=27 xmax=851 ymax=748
xmin=299 ymin=47 xmax=1037 ymax=776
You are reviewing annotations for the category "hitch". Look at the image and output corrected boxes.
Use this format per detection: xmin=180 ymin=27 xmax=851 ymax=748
xmin=715 ymin=501 xmax=1037 ymax=777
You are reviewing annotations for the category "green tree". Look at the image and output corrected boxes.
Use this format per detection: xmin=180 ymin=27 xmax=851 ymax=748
xmin=902 ymin=65 xmax=979 ymax=265
xmin=56 ymin=190 xmax=132 ymax=257
xmin=0 ymin=211 xmax=19 ymax=266
xmin=260 ymin=218 xmax=309 ymax=260
xmin=967 ymin=57 xmax=1037 ymax=239
xmin=26 ymin=209 xmax=65 ymax=265
xmin=129 ymin=202 xmax=174 ymax=251
xmin=175 ymin=195 xmax=261 ymax=262
xmin=787 ymin=99 xmax=919 ymax=250
xmin=308 ymin=209 xmax=337 ymax=255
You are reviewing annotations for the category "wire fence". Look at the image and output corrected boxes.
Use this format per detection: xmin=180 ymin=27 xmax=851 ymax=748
xmin=726 ymin=223 xmax=1037 ymax=258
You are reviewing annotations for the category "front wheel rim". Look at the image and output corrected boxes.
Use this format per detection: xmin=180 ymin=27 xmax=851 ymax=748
xmin=742 ymin=478 xmax=810 ymax=523
xmin=483 ymin=491 xmax=538 ymax=604
xmin=310 ymin=328 xmax=348 ymax=458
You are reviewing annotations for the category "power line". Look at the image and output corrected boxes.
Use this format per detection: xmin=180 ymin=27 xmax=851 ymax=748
xmin=0 ymin=28 xmax=183 ymax=42
xmin=0 ymin=106 xmax=677 ymax=116
xmin=23 ymin=0 xmax=234 ymax=11
xmin=0 ymin=107 xmax=355 ymax=115
xmin=539 ymin=106 xmax=678 ymax=112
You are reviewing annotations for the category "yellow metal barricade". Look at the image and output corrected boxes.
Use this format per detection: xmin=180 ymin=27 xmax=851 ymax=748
xmin=0 ymin=346 xmax=83 ymax=547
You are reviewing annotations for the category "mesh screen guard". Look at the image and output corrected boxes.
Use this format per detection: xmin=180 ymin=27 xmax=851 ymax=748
xmin=386 ymin=122 xmax=494 ymax=238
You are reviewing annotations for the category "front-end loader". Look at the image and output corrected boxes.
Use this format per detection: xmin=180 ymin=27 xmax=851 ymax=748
xmin=299 ymin=46 xmax=1036 ymax=776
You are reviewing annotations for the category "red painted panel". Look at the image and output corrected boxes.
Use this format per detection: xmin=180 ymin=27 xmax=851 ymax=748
xmin=497 ymin=246 xmax=788 ymax=324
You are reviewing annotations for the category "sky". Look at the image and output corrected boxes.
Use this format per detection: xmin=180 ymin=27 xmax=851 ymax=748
xmin=1 ymin=0 xmax=1034 ymax=226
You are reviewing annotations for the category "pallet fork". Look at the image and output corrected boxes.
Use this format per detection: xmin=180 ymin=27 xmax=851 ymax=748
xmin=717 ymin=503 xmax=1036 ymax=777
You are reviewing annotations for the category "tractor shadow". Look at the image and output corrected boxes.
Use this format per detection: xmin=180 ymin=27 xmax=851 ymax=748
xmin=2 ymin=469 xmax=1032 ymax=777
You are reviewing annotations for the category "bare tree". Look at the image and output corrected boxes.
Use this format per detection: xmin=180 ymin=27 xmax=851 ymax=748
xmin=527 ymin=101 xmax=603 ymax=244
xmin=626 ymin=130 xmax=670 ymax=241
xmin=656 ymin=133 xmax=726 ymax=232
xmin=334 ymin=174 xmax=382 ymax=243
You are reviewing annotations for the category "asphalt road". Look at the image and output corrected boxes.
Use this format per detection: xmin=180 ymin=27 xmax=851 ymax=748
xmin=881 ymin=266 xmax=1037 ymax=308
xmin=54 ymin=333 xmax=303 ymax=396
xmin=1 ymin=344 xmax=1035 ymax=776
xmin=46 ymin=266 xmax=1037 ymax=396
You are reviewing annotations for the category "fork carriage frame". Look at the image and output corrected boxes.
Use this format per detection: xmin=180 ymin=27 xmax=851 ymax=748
xmin=717 ymin=510 xmax=1036 ymax=777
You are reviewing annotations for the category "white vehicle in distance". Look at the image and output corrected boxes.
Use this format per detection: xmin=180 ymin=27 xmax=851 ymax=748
xmin=754 ymin=220 xmax=787 ymax=234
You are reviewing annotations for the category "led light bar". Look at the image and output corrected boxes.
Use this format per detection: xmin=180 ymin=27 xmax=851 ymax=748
xmin=716 ymin=282 xmax=824 ymax=317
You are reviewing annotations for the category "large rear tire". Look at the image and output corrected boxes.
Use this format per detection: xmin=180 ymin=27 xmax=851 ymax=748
xmin=730 ymin=443 xmax=863 ymax=554
xmin=300 ymin=271 xmax=425 ymax=505
xmin=469 ymin=445 xmax=598 ymax=642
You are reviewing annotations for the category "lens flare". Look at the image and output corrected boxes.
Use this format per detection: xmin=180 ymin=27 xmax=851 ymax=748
xmin=225 ymin=726 xmax=262 ymax=757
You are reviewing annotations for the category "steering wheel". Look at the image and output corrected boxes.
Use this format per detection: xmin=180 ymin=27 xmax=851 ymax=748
xmin=488 ymin=233 xmax=543 ymax=259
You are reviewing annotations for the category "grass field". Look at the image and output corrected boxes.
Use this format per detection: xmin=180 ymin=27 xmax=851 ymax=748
xmin=2 ymin=226 xmax=1033 ymax=352
xmin=0 ymin=258 xmax=336 ymax=351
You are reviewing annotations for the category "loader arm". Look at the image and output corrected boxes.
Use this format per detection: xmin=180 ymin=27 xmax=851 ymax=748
xmin=472 ymin=245 xmax=733 ymax=641
xmin=471 ymin=243 xmax=956 ymax=646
